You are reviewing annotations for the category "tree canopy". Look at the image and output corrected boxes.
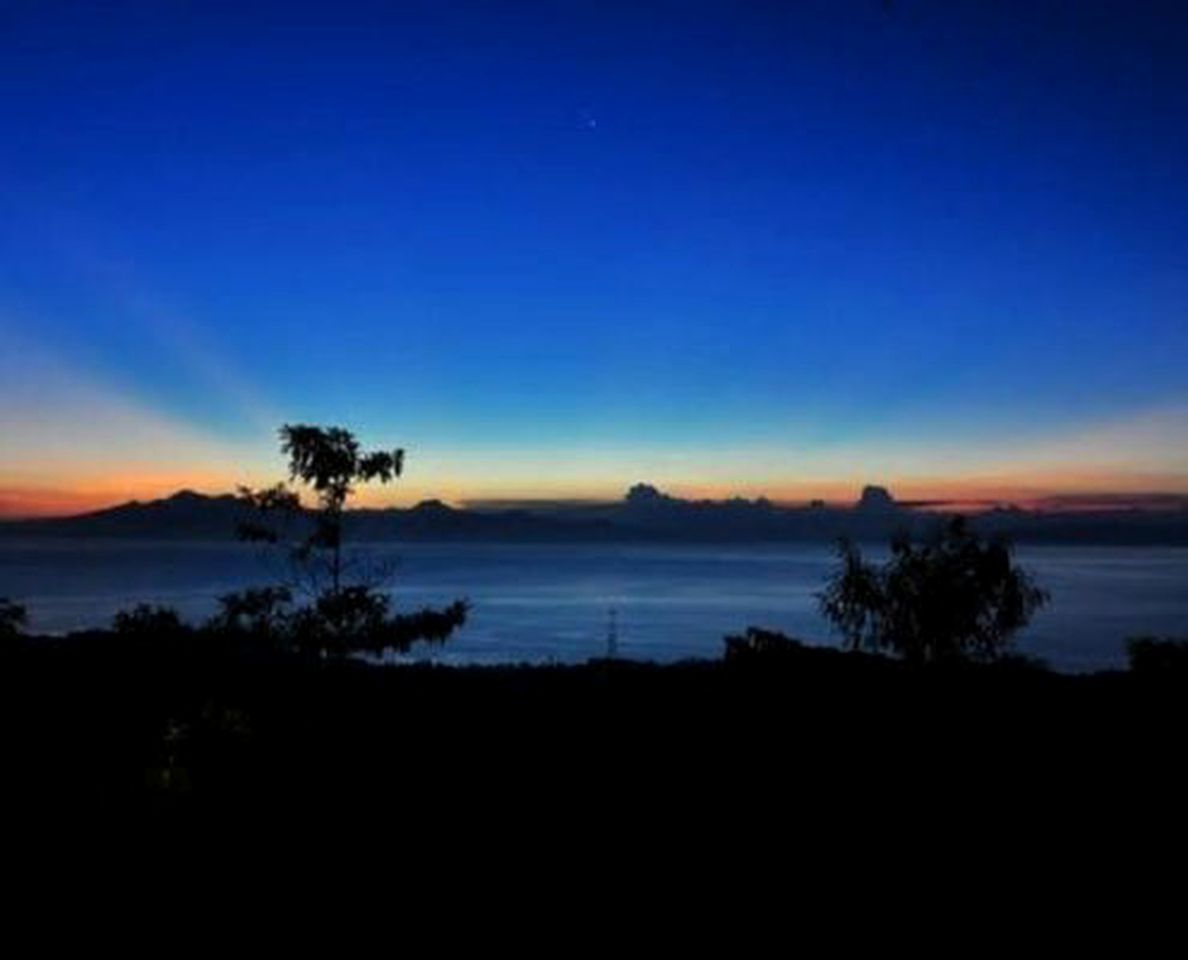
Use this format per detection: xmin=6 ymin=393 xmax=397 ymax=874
xmin=818 ymin=517 xmax=1048 ymax=664
xmin=232 ymin=424 xmax=466 ymax=656
xmin=0 ymin=598 xmax=26 ymax=639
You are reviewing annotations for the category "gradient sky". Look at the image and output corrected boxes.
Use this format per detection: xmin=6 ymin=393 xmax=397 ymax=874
xmin=2 ymin=1 xmax=1187 ymax=515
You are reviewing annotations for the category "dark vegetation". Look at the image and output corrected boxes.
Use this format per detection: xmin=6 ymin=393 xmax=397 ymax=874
xmin=1 ymin=426 xmax=1185 ymax=817
xmin=818 ymin=517 xmax=1047 ymax=664
xmin=0 ymin=597 xmax=26 ymax=638
xmin=2 ymin=625 xmax=1186 ymax=815
xmin=229 ymin=424 xmax=467 ymax=657
xmin=1127 ymin=635 xmax=1188 ymax=675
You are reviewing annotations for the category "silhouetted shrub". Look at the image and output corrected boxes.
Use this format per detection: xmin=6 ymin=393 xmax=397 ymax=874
xmin=1127 ymin=636 xmax=1188 ymax=675
xmin=723 ymin=627 xmax=808 ymax=662
xmin=113 ymin=604 xmax=186 ymax=637
xmin=207 ymin=586 xmax=293 ymax=639
xmin=818 ymin=517 xmax=1047 ymax=664
xmin=290 ymin=592 xmax=468 ymax=656
xmin=986 ymin=653 xmax=1051 ymax=673
xmin=0 ymin=598 xmax=27 ymax=639
xmin=382 ymin=600 xmax=470 ymax=650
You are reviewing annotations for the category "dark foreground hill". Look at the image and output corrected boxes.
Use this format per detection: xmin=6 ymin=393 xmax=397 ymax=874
xmin=3 ymin=629 xmax=1185 ymax=827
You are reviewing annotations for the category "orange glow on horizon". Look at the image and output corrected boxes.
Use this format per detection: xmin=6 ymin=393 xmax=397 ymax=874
xmin=5 ymin=464 xmax=1186 ymax=519
xmin=0 ymin=469 xmax=245 ymax=518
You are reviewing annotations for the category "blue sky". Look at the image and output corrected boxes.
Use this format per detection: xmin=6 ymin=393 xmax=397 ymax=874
xmin=1 ymin=1 xmax=1186 ymax=512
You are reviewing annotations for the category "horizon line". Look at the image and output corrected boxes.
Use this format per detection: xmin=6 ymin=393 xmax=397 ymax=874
xmin=4 ymin=483 xmax=1188 ymax=522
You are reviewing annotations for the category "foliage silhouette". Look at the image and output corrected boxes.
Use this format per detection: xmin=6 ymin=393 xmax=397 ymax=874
xmin=1127 ymin=636 xmax=1188 ymax=675
xmin=207 ymin=586 xmax=293 ymax=641
xmin=113 ymin=604 xmax=185 ymax=637
xmin=0 ymin=598 xmax=26 ymax=639
xmin=818 ymin=517 xmax=1048 ymax=664
xmin=11 ymin=616 xmax=1187 ymax=810
xmin=290 ymin=590 xmax=468 ymax=656
xmin=236 ymin=424 xmax=467 ymax=656
xmin=723 ymin=626 xmax=809 ymax=663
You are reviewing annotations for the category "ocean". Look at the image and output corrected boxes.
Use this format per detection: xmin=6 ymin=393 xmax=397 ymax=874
xmin=2 ymin=539 xmax=1186 ymax=671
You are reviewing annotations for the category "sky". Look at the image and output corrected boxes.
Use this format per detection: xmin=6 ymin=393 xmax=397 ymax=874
xmin=1 ymin=0 xmax=1187 ymax=515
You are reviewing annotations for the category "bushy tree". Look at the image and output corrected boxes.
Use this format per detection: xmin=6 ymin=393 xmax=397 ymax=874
xmin=113 ymin=604 xmax=186 ymax=637
xmin=723 ymin=627 xmax=808 ymax=662
xmin=818 ymin=517 xmax=1047 ymax=664
xmin=0 ymin=598 xmax=27 ymax=639
xmin=1127 ymin=636 xmax=1188 ymax=675
xmin=207 ymin=586 xmax=294 ymax=640
xmin=234 ymin=424 xmax=467 ymax=656
xmin=289 ymin=588 xmax=467 ymax=657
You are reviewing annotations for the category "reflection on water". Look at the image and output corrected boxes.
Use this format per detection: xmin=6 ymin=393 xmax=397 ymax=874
xmin=1 ymin=539 xmax=1186 ymax=671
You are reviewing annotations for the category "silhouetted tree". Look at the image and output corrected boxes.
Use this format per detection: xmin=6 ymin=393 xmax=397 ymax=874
xmin=723 ymin=626 xmax=808 ymax=662
xmin=113 ymin=604 xmax=185 ymax=637
xmin=206 ymin=586 xmax=293 ymax=640
xmin=818 ymin=517 xmax=1047 ymax=664
xmin=1127 ymin=636 xmax=1188 ymax=675
xmin=236 ymin=424 xmax=467 ymax=656
xmin=0 ymin=598 xmax=27 ymax=639
xmin=239 ymin=425 xmax=402 ymax=593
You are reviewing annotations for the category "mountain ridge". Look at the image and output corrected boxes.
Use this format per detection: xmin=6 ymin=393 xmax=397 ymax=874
xmin=2 ymin=485 xmax=1187 ymax=545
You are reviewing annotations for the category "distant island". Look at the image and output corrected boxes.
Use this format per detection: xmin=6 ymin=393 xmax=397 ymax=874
xmin=3 ymin=483 xmax=1187 ymax=545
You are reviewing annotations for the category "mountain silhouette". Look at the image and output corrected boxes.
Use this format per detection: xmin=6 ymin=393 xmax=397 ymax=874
xmin=2 ymin=485 xmax=1186 ymax=544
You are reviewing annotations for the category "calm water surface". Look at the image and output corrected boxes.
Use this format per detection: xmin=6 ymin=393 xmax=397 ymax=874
xmin=1 ymin=539 xmax=1186 ymax=671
